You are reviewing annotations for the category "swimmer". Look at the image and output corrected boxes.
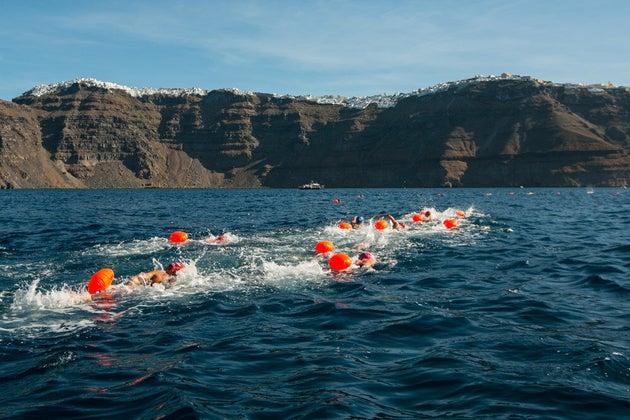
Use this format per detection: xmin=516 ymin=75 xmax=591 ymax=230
xmin=351 ymin=215 xmax=365 ymax=229
xmin=128 ymin=262 xmax=184 ymax=287
xmin=356 ymin=252 xmax=376 ymax=267
xmin=420 ymin=210 xmax=433 ymax=221
xmin=206 ymin=234 xmax=226 ymax=244
xmin=372 ymin=214 xmax=406 ymax=231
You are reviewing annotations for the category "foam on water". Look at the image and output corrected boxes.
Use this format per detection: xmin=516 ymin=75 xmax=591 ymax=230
xmin=84 ymin=236 xmax=169 ymax=257
xmin=262 ymin=260 xmax=326 ymax=287
xmin=2 ymin=279 xmax=98 ymax=336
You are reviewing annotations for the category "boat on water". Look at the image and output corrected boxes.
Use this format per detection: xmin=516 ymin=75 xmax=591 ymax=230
xmin=298 ymin=181 xmax=324 ymax=190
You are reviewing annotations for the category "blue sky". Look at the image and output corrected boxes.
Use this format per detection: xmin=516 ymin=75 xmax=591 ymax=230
xmin=1 ymin=0 xmax=629 ymax=100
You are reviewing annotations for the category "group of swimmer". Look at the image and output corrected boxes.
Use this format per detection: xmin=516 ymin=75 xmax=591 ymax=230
xmin=84 ymin=231 xmax=234 ymax=297
xmin=349 ymin=213 xmax=414 ymax=231
xmin=321 ymin=208 xmax=454 ymax=271
xmin=123 ymin=234 xmax=231 ymax=288
xmin=87 ymin=207 xmax=460 ymax=295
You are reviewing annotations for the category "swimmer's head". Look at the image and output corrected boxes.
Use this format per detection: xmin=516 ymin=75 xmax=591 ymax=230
xmin=356 ymin=216 xmax=364 ymax=223
xmin=359 ymin=252 xmax=373 ymax=260
xmin=166 ymin=262 xmax=185 ymax=274
xmin=425 ymin=211 xmax=431 ymax=217
xmin=399 ymin=222 xmax=406 ymax=228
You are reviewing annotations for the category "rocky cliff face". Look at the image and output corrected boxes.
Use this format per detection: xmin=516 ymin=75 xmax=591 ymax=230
xmin=1 ymin=76 xmax=629 ymax=188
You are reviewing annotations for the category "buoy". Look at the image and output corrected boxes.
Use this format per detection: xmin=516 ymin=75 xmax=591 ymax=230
xmin=412 ymin=214 xmax=422 ymax=223
xmin=315 ymin=240 xmax=334 ymax=254
xmin=374 ymin=220 xmax=389 ymax=230
xmin=328 ymin=253 xmax=352 ymax=271
xmin=169 ymin=231 xmax=188 ymax=243
xmin=338 ymin=222 xmax=352 ymax=229
xmin=456 ymin=211 xmax=465 ymax=218
xmin=332 ymin=199 xmax=340 ymax=203
xmin=443 ymin=219 xmax=458 ymax=229
xmin=87 ymin=268 xmax=114 ymax=294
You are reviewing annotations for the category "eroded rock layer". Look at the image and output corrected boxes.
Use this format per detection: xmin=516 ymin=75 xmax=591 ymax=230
xmin=1 ymin=77 xmax=629 ymax=188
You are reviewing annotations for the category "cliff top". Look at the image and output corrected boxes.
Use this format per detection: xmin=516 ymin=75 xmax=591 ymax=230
xmin=20 ymin=74 xmax=628 ymax=109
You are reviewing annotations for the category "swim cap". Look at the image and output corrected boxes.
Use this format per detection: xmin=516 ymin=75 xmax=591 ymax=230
xmin=399 ymin=222 xmax=406 ymax=228
xmin=356 ymin=216 xmax=364 ymax=223
xmin=166 ymin=262 xmax=185 ymax=273
xmin=359 ymin=252 xmax=372 ymax=260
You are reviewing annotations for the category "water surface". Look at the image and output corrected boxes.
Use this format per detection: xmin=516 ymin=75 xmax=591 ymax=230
xmin=1 ymin=188 xmax=628 ymax=418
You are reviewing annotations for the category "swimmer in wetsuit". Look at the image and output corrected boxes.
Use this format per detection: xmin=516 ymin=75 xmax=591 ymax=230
xmin=128 ymin=262 xmax=185 ymax=286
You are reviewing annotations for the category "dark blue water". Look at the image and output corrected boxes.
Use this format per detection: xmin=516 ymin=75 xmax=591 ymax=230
xmin=1 ymin=188 xmax=628 ymax=419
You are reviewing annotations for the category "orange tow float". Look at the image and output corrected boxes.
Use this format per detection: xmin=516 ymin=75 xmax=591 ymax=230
xmin=169 ymin=231 xmax=189 ymax=243
xmin=328 ymin=253 xmax=352 ymax=271
xmin=443 ymin=219 xmax=458 ymax=229
xmin=315 ymin=240 xmax=335 ymax=254
xmin=374 ymin=220 xmax=389 ymax=230
xmin=87 ymin=268 xmax=114 ymax=294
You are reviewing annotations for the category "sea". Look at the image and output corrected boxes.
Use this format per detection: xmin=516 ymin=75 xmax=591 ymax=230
xmin=0 ymin=188 xmax=628 ymax=419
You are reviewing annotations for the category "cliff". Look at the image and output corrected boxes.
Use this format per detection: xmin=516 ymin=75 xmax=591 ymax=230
xmin=1 ymin=75 xmax=629 ymax=188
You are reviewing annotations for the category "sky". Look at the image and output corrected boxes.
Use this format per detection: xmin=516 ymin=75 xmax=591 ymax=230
xmin=1 ymin=0 xmax=629 ymax=101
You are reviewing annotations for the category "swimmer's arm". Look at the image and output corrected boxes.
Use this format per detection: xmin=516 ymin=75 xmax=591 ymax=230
xmin=129 ymin=271 xmax=159 ymax=286
xmin=128 ymin=273 xmax=146 ymax=286
xmin=372 ymin=214 xmax=393 ymax=220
